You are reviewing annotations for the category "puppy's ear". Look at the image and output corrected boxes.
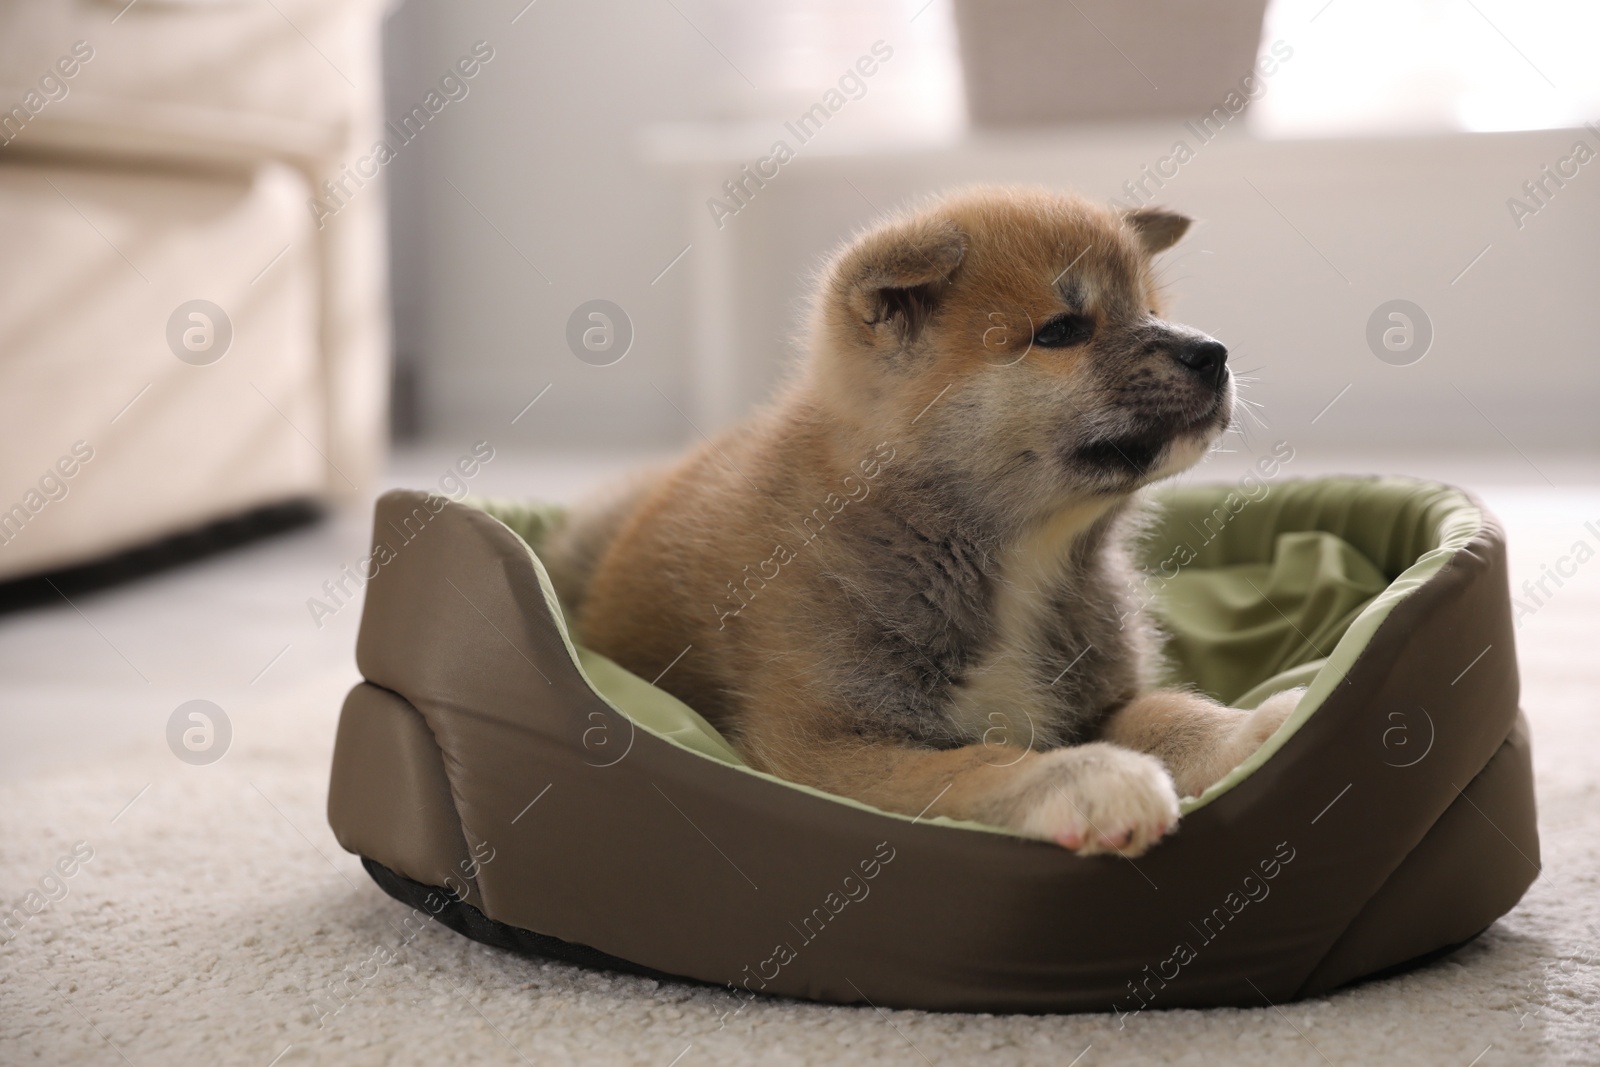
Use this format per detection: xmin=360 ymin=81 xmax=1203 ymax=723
xmin=833 ymin=218 xmax=966 ymax=346
xmin=1123 ymin=206 xmax=1191 ymax=256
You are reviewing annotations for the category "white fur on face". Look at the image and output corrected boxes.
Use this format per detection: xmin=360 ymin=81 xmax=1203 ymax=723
xmin=1142 ymin=373 xmax=1235 ymax=483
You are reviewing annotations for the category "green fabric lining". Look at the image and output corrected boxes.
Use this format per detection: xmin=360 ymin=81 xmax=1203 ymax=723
xmin=573 ymin=646 xmax=746 ymax=766
xmin=466 ymin=476 xmax=1482 ymax=827
xmin=1155 ymin=531 xmax=1389 ymax=705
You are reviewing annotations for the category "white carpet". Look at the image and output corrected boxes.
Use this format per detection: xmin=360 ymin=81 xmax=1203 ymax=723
xmin=2 ymin=452 xmax=1598 ymax=1066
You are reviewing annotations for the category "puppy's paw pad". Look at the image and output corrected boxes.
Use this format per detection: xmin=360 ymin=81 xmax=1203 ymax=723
xmin=1021 ymin=745 xmax=1180 ymax=858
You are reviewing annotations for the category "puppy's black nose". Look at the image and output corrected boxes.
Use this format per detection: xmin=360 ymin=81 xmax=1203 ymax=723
xmin=1173 ymin=338 xmax=1228 ymax=389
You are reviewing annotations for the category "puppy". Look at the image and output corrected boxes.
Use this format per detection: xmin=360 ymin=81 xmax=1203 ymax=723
xmin=546 ymin=187 xmax=1298 ymax=856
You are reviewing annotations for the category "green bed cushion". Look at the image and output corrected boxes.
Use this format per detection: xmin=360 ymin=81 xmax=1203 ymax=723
xmin=468 ymin=476 xmax=1482 ymax=815
xmin=1155 ymin=529 xmax=1390 ymax=704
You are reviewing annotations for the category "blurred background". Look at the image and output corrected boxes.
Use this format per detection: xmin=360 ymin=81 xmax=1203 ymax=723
xmin=385 ymin=0 xmax=1600 ymax=459
xmin=3 ymin=0 xmax=1598 ymax=600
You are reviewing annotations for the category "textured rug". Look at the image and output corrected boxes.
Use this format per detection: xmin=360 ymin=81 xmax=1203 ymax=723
xmin=2 ymin=470 xmax=1597 ymax=1066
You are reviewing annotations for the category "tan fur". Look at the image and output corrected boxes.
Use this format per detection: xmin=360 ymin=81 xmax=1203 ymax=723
xmin=1099 ymin=687 xmax=1304 ymax=798
xmin=564 ymin=186 xmax=1299 ymax=855
xmin=541 ymin=468 xmax=660 ymax=624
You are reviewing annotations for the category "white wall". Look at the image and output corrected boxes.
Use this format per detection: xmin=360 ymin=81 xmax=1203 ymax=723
xmin=385 ymin=0 xmax=968 ymax=451
xmin=384 ymin=0 xmax=724 ymax=450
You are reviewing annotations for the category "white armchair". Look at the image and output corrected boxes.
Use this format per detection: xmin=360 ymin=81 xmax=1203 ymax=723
xmin=0 ymin=0 xmax=392 ymax=580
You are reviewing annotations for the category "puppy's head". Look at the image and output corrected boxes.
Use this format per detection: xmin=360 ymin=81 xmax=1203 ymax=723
xmin=809 ymin=186 xmax=1231 ymax=519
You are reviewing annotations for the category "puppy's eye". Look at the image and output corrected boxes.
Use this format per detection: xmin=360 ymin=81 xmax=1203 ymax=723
xmin=1032 ymin=313 xmax=1095 ymax=349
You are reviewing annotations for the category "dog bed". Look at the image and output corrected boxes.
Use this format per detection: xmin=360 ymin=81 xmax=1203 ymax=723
xmin=327 ymin=476 xmax=1537 ymax=1013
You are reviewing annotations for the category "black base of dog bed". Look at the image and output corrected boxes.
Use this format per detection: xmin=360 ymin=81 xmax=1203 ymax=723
xmin=361 ymin=857 xmax=687 ymax=984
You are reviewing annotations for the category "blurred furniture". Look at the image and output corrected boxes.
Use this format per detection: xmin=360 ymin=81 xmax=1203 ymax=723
xmin=0 ymin=0 xmax=391 ymax=581
xmin=953 ymin=0 xmax=1270 ymax=126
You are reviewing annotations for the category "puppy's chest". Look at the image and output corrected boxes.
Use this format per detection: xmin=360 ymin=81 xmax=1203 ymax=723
xmin=947 ymin=511 xmax=1135 ymax=744
xmin=836 ymin=507 xmax=1131 ymax=744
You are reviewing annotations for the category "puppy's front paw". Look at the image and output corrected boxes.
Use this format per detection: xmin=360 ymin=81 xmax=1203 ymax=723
xmin=1018 ymin=743 xmax=1180 ymax=857
xmin=1237 ymin=686 xmax=1306 ymax=750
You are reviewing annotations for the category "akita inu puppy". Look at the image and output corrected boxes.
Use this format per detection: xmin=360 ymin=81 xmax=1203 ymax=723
xmin=548 ymin=186 xmax=1299 ymax=856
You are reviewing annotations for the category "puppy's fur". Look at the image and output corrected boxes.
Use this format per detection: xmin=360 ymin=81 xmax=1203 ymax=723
xmin=547 ymin=187 xmax=1298 ymax=856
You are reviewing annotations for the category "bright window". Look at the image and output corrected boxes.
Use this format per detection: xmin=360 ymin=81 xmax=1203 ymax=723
xmin=1252 ymin=0 xmax=1600 ymax=136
